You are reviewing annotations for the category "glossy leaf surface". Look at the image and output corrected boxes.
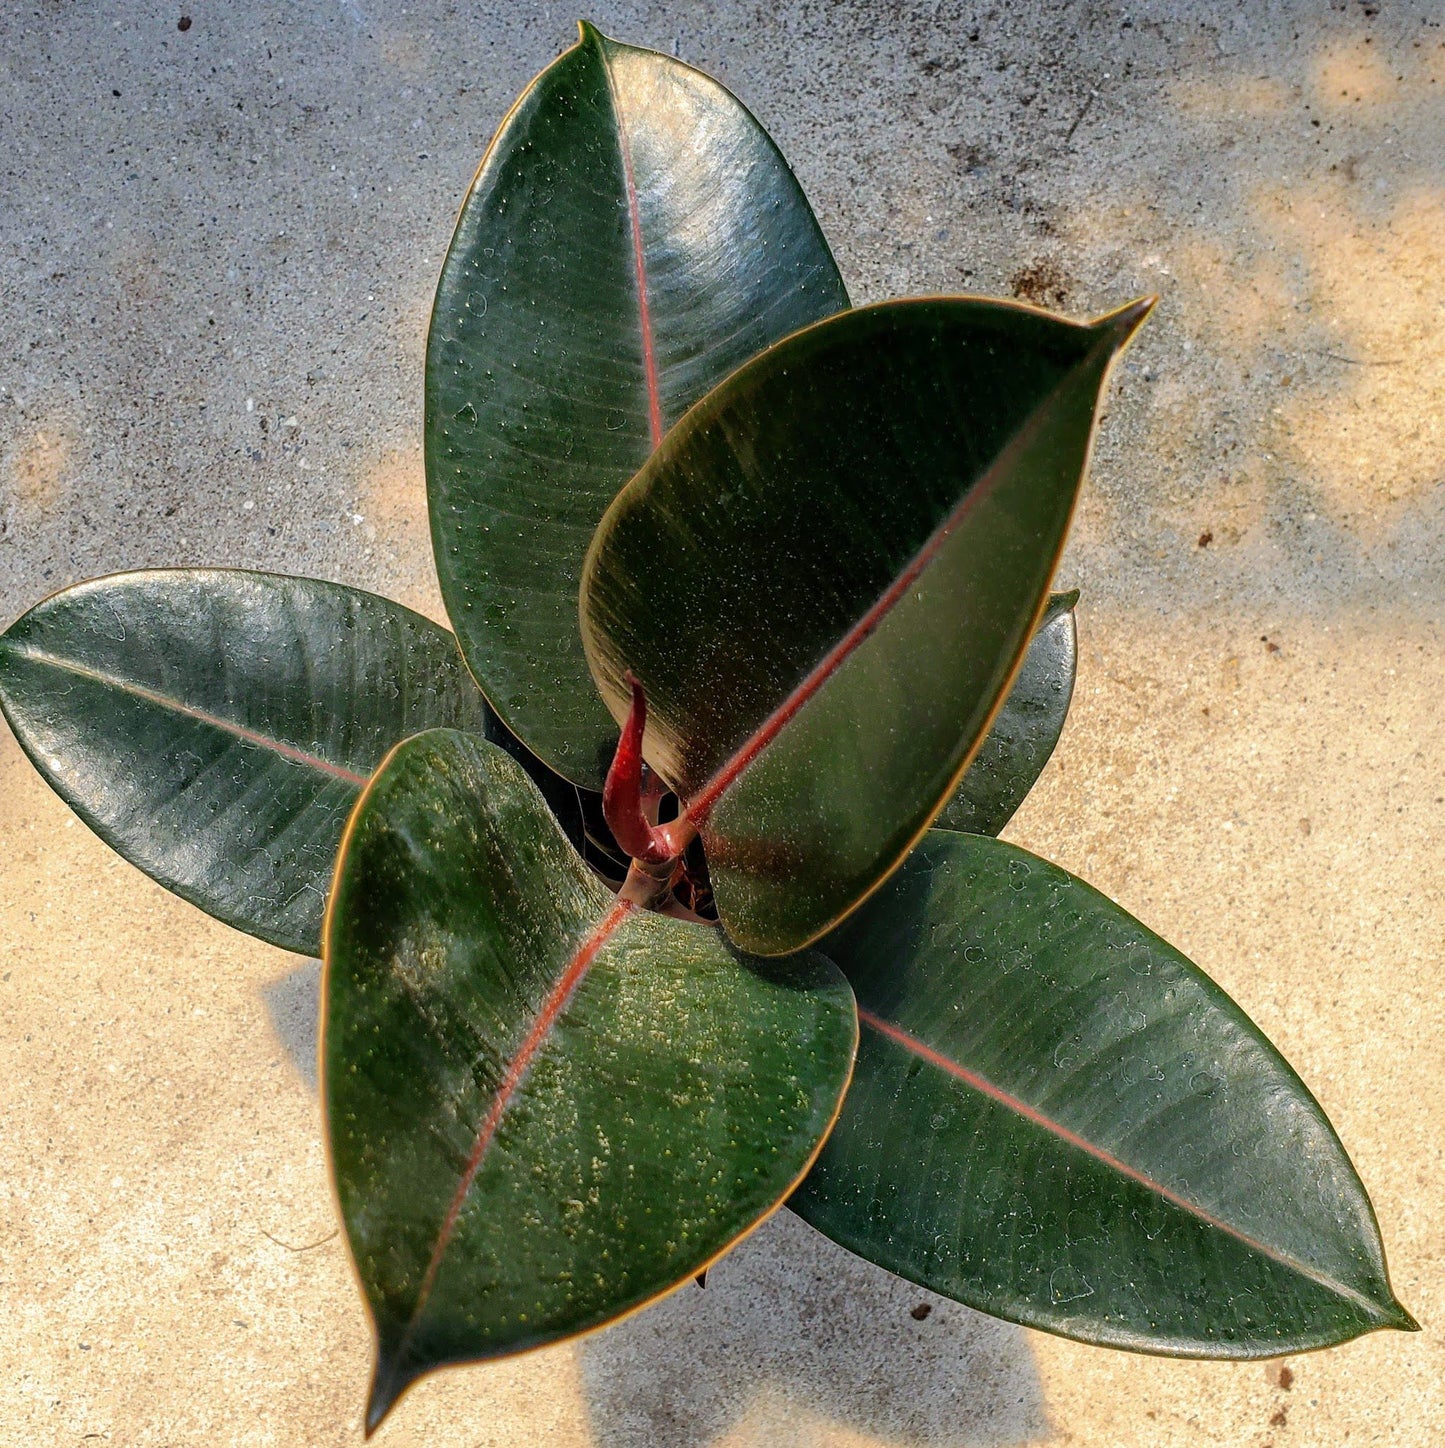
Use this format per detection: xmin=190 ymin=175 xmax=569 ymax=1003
xmin=940 ymin=590 xmax=1077 ymax=836
xmin=792 ymin=829 xmax=1414 ymax=1355
xmin=323 ymin=730 xmax=856 ymax=1430
xmin=582 ymin=296 xmax=1149 ymax=954
xmin=427 ymin=22 xmax=849 ymax=788
xmin=0 ymin=570 xmax=492 ymax=955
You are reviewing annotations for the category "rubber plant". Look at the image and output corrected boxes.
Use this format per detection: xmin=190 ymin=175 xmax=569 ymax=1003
xmin=0 ymin=22 xmax=1414 ymax=1436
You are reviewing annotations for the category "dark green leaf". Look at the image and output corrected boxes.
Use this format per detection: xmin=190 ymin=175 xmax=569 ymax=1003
xmin=792 ymin=829 xmax=1415 ymax=1356
xmin=323 ymin=729 xmax=856 ymax=1431
xmin=0 ymin=570 xmax=494 ymax=955
xmin=581 ymin=297 xmax=1150 ymax=955
xmin=940 ymin=590 xmax=1078 ymax=836
xmin=427 ymin=22 xmax=849 ymax=788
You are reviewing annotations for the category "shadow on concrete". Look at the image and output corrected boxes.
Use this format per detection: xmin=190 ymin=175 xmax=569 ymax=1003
xmin=578 ymin=1208 xmax=1047 ymax=1448
xmin=262 ymin=958 xmax=322 ymax=1094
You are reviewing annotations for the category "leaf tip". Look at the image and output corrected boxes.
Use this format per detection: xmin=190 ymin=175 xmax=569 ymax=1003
xmin=1379 ymin=1297 xmax=1421 ymax=1333
xmin=1092 ymin=294 xmax=1156 ymax=351
xmin=576 ymin=18 xmax=605 ymax=47
xmin=365 ymin=1350 xmax=419 ymax=1438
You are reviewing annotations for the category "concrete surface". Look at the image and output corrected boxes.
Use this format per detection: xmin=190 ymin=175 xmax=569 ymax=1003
xmin=2 ymin=1 xmax=1441 ymax=1444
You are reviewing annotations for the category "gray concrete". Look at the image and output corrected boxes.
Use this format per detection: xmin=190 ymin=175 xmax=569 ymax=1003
xmin=2 ymin=2 xmax=1440 ymax=1444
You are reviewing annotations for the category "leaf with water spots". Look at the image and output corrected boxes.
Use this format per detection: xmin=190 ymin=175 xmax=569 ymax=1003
xmin=791 ymin=829 xmax=1416 ymax=1355
xmin=582 ymin=296 xmax=1149 ymax=955
xmin=323 ymin=730 xmax=856 ymax=1431
xmin=0 ymin=570 xmax=518 ymax=955
xmin=427 ymin=22 xmax=849 ymax=788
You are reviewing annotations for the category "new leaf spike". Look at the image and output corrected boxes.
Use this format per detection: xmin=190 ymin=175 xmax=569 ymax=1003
xmin=602 ymin=674 xmax=693 ymax=865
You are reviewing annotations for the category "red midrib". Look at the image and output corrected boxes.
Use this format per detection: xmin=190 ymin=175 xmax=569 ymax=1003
xmin=857 ymin=1008 xmax=1379 ymax=1312
xmin=681 ymin=323 xmax=1117 ymax=824
xmin=12 ymin=645 xmax=369 ymax=786
xmin=682 ymin=462 xmax=994 ymax=822
xmin=604 ymin=59 xmax=664 ymax=448
xmin=404 ymin=897 xmax=634 ymax=1325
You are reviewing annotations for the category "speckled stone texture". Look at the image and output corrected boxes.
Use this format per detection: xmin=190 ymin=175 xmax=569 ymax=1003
xmin=1 ymin=2 xmax=1439 ymax=1444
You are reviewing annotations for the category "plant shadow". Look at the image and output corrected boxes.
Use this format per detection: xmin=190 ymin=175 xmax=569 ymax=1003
xmin=577 ymin=1208 xmax=1048 ymax=1448
xmin=261 ymin=957 xmax=322 ymax=1093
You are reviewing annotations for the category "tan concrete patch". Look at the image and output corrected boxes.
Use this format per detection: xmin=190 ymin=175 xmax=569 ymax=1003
xmin=1262 ymin=184 xmax=1445 ymax=512
xmin=358 ymin=443 xmax=447 ymax=624
xmin=4 ymin=427 xmax=72 ymax=517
